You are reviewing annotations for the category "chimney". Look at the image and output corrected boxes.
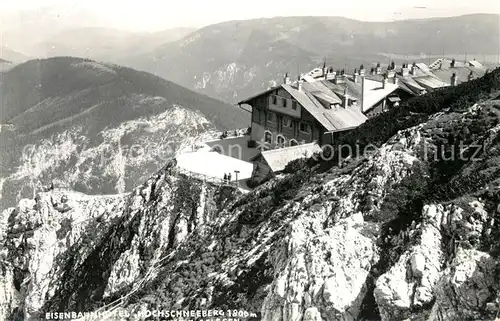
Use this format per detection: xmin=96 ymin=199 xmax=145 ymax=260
xmin=343 ymin=87 xmax=349 ymax=108
xmin=382 ymin=74 xmax=388 ymax=89
xmin=284 ymin=72 xmax=290 ymax=85
xmin=322 ymin=61 xmax=327 ymax=77
xmin=390 ymin=61 xmax=395 ymax=70
xmin=326 ymin=68 xmax=336 ymax=80
xmin=393 ymin=76 xmax=398 ymax=85
xmin=370 ymin=67 xmax=376 ymax=75
xmin=410 ymin=62 xmax=417 ymax=75
xmin=353 ymin=68 xmax=359 ymax=83
xmin=334 ymin=74 xmax=344 ymax=84
xmin=387 ymin=68 xmax=396 ymax=79
xmin=359 ymin=64 xmax=366 ymax=76
xmin=334 ymin=70 xmax=346 ymax=84
xmin=296 ymin=74 xmax=303 ymax=91
xmin=401 ymin=63 xmax=410 ymax=77
xmin=468 ymin=71 xmax=474 ymax=81
xmin=451 ymin=72 xmax=458 ymax=86
xmin=450 ymin=58 xmax=456 ymax=68
xmin=376 ymin=62 xmax=382 ymax=74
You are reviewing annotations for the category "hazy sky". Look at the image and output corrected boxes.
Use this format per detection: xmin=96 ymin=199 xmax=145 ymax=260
xmin=1 ymin=0 xmax=499 ymax=31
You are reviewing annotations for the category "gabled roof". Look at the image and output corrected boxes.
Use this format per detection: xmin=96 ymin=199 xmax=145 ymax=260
xmin=237 ymin=86 xmax=280 ymax=105
xmin=415 ymin=63 xmax=431 ymax=72
xmin=468 ymin=60 xmax=483 ymax=68
xmin=413 ymin=75 xmax=450 ymax=89
xmin=365 ymin=73 xmax=417 ymax=95
xmin=361 ymin=79 xmax=400 ymax=112
xmin=365 ymin=74 xmax=385 ymax=82
xmin=430 ymin=66 xmax=486 ymax=86
xmin=302 ymin=81 xmax=343 ymax=105
xmin=394 ymin=77 xmax=419 ymax=95
xmin=260 ymin=142 xmax=322 ymax=172
xmin=398 ymin=76 xmax=427 ymax=92
xmin=282 ymin=84 xmax=367 ymax=132
xmin=322 ymin=78 xmax=362 ymax=99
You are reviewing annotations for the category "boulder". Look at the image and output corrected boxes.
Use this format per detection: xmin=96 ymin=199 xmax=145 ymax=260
xmin=303 ymin=307 xmax=323 ymax=321
xmin=410 ymin=253 xmax=426 ymax=278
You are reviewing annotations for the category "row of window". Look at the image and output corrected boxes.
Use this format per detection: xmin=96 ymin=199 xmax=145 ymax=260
xmin=264 ymin=132 xmax=300 ymax=147
xmin=267 ymin=112 xmax=311 ymax=133
xmin=271 ymin=95 xmax=297 ymax=110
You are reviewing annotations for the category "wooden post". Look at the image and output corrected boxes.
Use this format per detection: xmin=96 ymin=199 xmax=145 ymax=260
xmin=234 ymin=170 xmax=240 ymax=188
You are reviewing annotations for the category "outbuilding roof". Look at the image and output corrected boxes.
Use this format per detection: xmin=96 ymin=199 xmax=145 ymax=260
xmin=259 ymin=142 xmax=322 ymax=172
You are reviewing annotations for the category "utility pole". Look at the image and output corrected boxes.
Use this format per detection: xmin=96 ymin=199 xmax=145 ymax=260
xmin=234 ymin=170 xmax=240 ymax=188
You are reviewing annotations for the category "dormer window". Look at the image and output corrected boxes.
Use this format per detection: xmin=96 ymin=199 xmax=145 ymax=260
xmin=282 ymin=98 xmax=287 ymax=107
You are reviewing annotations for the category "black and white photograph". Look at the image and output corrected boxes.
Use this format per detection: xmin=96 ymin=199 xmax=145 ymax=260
xmin=1 ymin=1 xmax=500 ymax=320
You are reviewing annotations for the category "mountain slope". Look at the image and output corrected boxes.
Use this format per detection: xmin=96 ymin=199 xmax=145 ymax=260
xmin=0 ymin=57 xmax=249 ymax=211
xmin=123 ymin=14 xmax=500 ymax=103
xmin=1 ymin=69 xmax=500 ymax=321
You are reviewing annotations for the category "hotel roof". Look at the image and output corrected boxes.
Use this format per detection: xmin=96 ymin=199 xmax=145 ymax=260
xmin=282 ymin=83 xmax=368 ymax=132
xmin=431 ymin=67 xmax=486 ymax=86
xmin=321 ymin=78 xmax=363 ymax=99
xmin=301 ymin=81 xmax=343 ymax=105
xmin=361 ymin=78 xmax=401 ymax=112
xmin=413 ymin=75 xmax=450 ymax=90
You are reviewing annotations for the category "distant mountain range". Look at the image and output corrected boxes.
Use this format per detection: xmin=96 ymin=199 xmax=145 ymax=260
xmin=28 ymin=27 xmax=197 ymax=62
xmin=0 ymin=57 xmax=249 ymax=211
xmin=121 ymin=14 xmax=500 ymax=103
xmin=0 ymin=46 xmax=31 ymax=64
xmin=3 ymin=14 xmax=499 ymax=103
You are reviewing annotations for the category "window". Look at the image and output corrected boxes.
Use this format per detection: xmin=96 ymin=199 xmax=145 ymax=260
xmin=284 ymin=117 xmax=292 ymax=128
xmin=264 ymin=131 xmax=272 ymax=144
xmin=282 ymin=98 xmax=287 ymax=107
xmin=268 ymin=112 xmax=276 ymax=123
xmin=290 ymin=139 xmax=299 ymax=146
xmin=272 ymin=95 xmax=277 ymax=105
xmin=300 ymin=122 xmax=310 ymax=133
xmin=292 ymin=101 xmax=297 ymax=110
xmin=277 ymin=135 xmax=285 ymax=147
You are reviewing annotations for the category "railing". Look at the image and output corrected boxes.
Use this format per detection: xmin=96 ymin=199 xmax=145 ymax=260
xmin=176 ymin=167 xmax=238 ymax=187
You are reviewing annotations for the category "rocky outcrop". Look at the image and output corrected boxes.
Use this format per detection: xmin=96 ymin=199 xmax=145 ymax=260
xmin=262 ymin=213 xmax=379 ymax=321
xmin=374 ymin=204 xmax=445 ymax=320
xmin=374 ymin=199 xmax=498 ymax=321
xmin=427 ymin=248 xmax=497 ymax=321
xmin=0 ymin=162 xmax=232 ymax=321
xmin=0 ymin=190 xmax=127 ymax=321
